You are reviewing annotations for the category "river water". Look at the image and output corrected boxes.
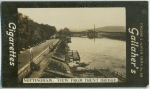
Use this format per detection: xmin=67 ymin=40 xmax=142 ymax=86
xmin=68 ymin=37 xmax=126 ymax=76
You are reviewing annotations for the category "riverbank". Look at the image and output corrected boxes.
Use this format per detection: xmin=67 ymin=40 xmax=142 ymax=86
xmin=22 ymin=38 xmax=126 ymax=81
xmin=102 ymin=35 xmax=126 ymax=41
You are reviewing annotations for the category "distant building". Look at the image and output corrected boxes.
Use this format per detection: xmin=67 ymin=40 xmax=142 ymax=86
xmin=71 ymin=32 xmax=82 ymax=37
xmin=97 ymin=31 xmax=126 ymax=37
xmin=81 ymin=31 xmax=87 ymax=36
xmin=87 ymin=30 xmax=98 ymax=38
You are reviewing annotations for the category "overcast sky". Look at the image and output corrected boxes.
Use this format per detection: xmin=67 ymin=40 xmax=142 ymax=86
xmin=18 ymin=8 xmax=125 ymax=31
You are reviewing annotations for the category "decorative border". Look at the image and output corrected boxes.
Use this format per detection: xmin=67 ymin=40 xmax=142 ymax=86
xmin=1 ymin=1 xmax=148 ymax=87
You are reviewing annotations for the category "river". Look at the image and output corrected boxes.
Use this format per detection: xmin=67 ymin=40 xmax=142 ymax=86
xmin=68 ymin=37 xmax=126 ymax=77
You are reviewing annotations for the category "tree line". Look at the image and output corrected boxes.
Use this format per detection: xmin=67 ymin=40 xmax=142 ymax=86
xmin=58 ymin=28 xmax=71 ymax=38
xmin=18 ymin=13 xmax=57 ymax=53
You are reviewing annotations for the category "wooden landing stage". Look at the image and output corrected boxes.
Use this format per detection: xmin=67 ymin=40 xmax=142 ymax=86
xmin=68 ymin=50 xmax=80 ymax=62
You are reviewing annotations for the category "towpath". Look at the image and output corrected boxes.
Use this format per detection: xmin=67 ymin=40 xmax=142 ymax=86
xmin=18 ymin=39 xmax=59 ymax=70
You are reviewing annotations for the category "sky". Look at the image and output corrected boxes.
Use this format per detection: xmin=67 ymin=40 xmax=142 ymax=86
xmin=18 ymin=8 xmax=126 ymax=31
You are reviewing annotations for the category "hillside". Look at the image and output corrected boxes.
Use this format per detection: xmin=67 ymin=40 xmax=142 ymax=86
xmin=70 ymin=26 xmax=126 ymax=32
xmin=95 ymin=26 xmax=126 ymax=32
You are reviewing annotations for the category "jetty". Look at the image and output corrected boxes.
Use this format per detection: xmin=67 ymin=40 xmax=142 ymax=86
xmin=68 ymin=50 xmax=80 ymax=62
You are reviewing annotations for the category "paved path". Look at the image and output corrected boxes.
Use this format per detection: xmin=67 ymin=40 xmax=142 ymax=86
xmin=18 ymin=39 xmax=59 ymax=70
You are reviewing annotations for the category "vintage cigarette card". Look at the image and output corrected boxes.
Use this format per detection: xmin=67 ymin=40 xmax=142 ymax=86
xmin=1 ymin=1 xmax=149 ymax=88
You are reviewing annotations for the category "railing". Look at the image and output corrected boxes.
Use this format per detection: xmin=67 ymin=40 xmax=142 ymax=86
xmin=112 ymin=71 xmax=126 ymax=82
xmin=18 ymin=40 xmax=60 ymax=83
xmin=53 ymin=40 xmax=62 ymax=52
xmin=95 ymin=68 xmax=126 ymax=82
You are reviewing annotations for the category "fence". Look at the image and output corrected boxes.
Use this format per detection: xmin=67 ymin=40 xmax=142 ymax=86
xmin=18 ymin=40 xmax=60 ymax=83
xmin=95 ymin=68 xmax=126 ymax=82
xmin=112 ymin=71 xmax=126 ymax=82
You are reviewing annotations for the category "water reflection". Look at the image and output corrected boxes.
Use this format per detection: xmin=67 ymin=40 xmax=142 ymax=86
xmin=68 ymin=37 xmax=126 ymax=76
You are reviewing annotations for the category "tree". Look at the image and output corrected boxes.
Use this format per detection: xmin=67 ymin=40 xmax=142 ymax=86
xmin=17 ymin=13 xmax=57 ymax=53
xmin=58 ymin=27 xmax=71 ymax=37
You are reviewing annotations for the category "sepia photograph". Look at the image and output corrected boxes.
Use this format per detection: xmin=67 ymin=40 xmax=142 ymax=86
xmin=1 ymin=1 xmax=148 ymax=87
xmin=17 ymin=8 xmax=126 ymax=83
